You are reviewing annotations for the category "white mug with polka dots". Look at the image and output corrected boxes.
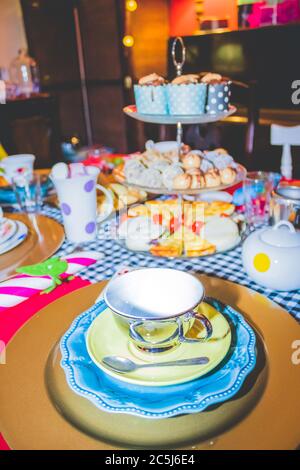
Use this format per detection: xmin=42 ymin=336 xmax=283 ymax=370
xmin=52 ymin=166 xmax=113 ymax=243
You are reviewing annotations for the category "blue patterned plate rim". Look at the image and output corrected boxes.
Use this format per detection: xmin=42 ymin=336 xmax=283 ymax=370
xmin=60 ymin=298 xmax=257 ymax=419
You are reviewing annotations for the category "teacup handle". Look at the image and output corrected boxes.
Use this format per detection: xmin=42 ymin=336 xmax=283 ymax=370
xmin=129 ymin=320 xmax=180 ymax=348
xmin=129 ymin=313 xmax=213 ymax=349
xmin=96 ymin=184 xmax=114 ymax=223
xmin=177 ymin=312 xmax=213 ymax=343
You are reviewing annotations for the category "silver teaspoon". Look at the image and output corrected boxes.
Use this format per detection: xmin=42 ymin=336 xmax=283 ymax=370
xmin=102 ymin=355 xmax=209 ymax=374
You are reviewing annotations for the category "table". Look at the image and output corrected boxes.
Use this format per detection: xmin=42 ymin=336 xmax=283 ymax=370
xmin=41 ymin=204 xmax=300 ymax=322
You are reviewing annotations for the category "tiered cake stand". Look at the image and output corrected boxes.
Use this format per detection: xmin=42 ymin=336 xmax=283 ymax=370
xmin=123 ymin=36 xmax=244 ymax=196
xmin=119 ymin=37 xmax=246 ymax=258
xmin=122 ymin=104 xmax=243 ymax=196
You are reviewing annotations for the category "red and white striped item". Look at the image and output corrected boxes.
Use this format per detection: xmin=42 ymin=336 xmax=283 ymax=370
xmin=0 ymin=251 xmax=102 ymax=312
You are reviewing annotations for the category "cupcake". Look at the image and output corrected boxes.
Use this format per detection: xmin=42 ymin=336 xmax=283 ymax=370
xmin=201 ymin=73 xmax=231 ymax=115
xmin=167 ymin=74 xmax=207 ymax=115
xmin=134 ymin=73 xmax=168 ymax=115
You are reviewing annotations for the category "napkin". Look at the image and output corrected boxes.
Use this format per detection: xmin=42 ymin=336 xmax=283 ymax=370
xmin=0 ymin=251 xmax=102 ymax=312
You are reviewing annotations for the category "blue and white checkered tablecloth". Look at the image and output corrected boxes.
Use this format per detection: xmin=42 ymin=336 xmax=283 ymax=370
xmin=42 ymin=205 xmax=300 ymax=322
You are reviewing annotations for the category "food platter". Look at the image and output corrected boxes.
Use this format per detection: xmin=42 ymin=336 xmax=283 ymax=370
xmin=122 ymin=164 xmax=246 ymax=195
xmin=115 ymin=199 xmax=247 ymax=258
xmin=123 ymin=104 xmax=237 ymax=125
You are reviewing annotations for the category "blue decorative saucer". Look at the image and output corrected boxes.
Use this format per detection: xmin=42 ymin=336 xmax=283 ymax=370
xmin=60 ymin=298 xmax=256 ymax=419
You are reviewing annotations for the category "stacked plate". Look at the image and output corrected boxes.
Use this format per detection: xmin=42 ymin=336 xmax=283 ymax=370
xmin=60 ymin=297 xmax=256 ymax=420
xmin=0 ymin=216 xmax=28 ymax=255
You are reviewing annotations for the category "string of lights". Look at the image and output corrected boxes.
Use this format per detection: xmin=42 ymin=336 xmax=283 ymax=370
xmin=123 ymin=0 xmax=138 ymax=48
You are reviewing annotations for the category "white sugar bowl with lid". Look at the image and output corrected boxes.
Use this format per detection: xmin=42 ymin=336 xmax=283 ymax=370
xmin=242 ymin=221 xmax=300 ymax=291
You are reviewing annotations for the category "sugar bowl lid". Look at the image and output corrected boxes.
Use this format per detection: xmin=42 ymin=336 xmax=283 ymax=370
xmin=260 ymin=221 xmax=300 ymax=248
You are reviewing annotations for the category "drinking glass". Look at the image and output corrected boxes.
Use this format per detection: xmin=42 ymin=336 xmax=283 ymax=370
xmin=243 ymin=171 xmax=278 ymax=227
xmin=12 ymin=173 xmax=42 ymax=213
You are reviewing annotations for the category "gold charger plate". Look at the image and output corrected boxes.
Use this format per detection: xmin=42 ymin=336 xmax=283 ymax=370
xmin=0 ymin=213 xmax=65 ymax=280
xmin=0 ymin=276 xmax=299 ymax=449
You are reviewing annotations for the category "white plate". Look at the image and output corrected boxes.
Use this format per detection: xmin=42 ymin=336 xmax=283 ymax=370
xmin=0 ymin=219 xmax=18 ymax=245
xmin=0 ymin=221 xmax=28 ymax=256
xmin=184 ymin=191 xmax=233 ymax=203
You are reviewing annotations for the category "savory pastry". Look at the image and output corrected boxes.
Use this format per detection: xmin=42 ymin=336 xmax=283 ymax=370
xmin=190 ymin=173 xmax=204 ymax=189
xmin=183 ymin=202 xmax=206 ymax=229
xmin=173 ymin=173 xmax=192 ymax=190
xmin=204 ymin=150 xmax=235 ymax=170
xmin=181 ymin=152 xmax=201 ymax=171
xmin=204 ymin=201 xmax=235 ymax=217
xmin=150 ymin=236 xmax=183 ymax=257
xmin=200 ymin=158 xmax=214 ymax=173
xmin=204 ymin=170 xmax=221 ymax=188
xmin=183 ymin=229 xmax=216 ymax=257
xmin=128 ymin=204 xmax=149 ymax=217
xmin=139 ymin=168 xmax=163 ymax=188
xmin=146 ymin=199 xmax=182 ymax=216
xmin=219 ymin=167 xmax=237 ymax=185
xmin=162 ymin=164 xmax=184 ymax=189
xmin=113 ymin=163 xmax=125 ymax=183
xmin=119 ymin=216 xmax=165 ymax=251
xmin=186 ymin=168 xmax=201 ymax=176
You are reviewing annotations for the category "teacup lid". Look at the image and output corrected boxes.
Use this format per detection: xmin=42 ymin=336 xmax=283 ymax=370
xmin=260 ymin=221 xmax=300 ymax=248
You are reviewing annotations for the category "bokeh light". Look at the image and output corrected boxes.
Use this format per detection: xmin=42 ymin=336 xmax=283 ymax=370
xmin=126 ymin=0 xmax=138 ymax=12
xmin=123 ymin=35 xmax=134 ymax=47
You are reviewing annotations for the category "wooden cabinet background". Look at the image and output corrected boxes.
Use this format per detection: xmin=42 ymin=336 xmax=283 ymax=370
xmin=21 ymin=0 xmax=128 ymax=151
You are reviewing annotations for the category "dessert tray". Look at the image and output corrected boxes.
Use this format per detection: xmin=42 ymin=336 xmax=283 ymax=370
xmin=122 ymin=164 xmax=246 ymax=195
xmin=115 ymin=199 xmax=246 ymax=258
xmin=123 ymin=104 xmax=237 ymax=125
xmin=113 ymin=143 xmax=246 ymax=195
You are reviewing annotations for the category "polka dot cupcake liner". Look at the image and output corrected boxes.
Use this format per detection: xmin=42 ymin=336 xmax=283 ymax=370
xmin=167 ymin=83 xmax=207 ymax=115
xmin=206 ymin=82 xmax=231 ymax=115
xmin=134 ymin=85 xmax=168 ymax=115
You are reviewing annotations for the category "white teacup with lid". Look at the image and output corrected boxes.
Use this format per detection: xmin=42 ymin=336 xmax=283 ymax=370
xmin=242 ymin=221 xmax=300 ymax=291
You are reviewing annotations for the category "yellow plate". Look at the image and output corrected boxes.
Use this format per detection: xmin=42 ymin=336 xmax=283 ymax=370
xmin=86 ymin=303 xmax=231 ymax=387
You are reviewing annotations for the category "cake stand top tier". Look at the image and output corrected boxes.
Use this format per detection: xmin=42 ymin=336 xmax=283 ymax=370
xmin=123 ymin=104 xmax=237 ymax=125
